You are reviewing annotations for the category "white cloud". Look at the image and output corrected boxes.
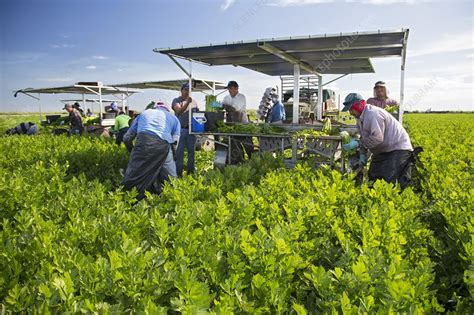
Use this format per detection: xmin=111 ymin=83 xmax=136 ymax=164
xmin=269 ymin=0 xmax=429 ymax=6
xmin=50 ymin=43 xmax=75 ymax=49
xmin=269 ymin=0 xmax=333 ymax=6
xmin=410 ymin=32 xmax=474 ymax=57
xmin=221 ymin=0 xmax=236 ymax=10
xmin=85 ymin=65 xmax=97 ymax=70
xmin=346 ymin=0 xmax=429 ymax=4
xmin=92 ymin=55 xmax=109 ymax=60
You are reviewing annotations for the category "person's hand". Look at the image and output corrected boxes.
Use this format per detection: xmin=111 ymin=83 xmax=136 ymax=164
xmin=342 ymin=138 xmax=359 ymax=151
xmin=223 ymin=104 xmax=235 ymax=112
xmin=359 ymin=153 xmax=368 ymax=165
xmin=186 ymin=97 xmax=192 ymax=104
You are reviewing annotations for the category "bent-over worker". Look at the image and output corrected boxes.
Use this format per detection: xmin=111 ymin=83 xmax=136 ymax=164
xmin=342 ymin=93 xmax=414 ymax=189
xmin=122 ymin=101 xmax=180 ymax=200
xmin=63 ymin=103 xmax=84 ymax=136
xmin=5 ymin=122 xmax=38 ymax=135
xmin=114 ymin=111 xmax=131 ymax=146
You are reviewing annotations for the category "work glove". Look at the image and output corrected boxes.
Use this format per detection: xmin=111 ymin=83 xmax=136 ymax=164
xmin=342 ymin=138 xmax=359 ymax=151
xmin=359 ymin=153 xmax=368 ymax=166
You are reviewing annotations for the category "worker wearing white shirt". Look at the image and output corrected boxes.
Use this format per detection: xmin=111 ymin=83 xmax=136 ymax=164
xmin=222 ymin=80 xmax=254 ymax=161
xmin=222 ymin=81 xmax=249 ymax=123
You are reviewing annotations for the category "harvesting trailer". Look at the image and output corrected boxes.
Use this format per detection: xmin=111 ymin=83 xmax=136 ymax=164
xmin=280 ymin=75 xmax=338 ymax=122
xmin=154 ymin=29 xmax=409 ymax=170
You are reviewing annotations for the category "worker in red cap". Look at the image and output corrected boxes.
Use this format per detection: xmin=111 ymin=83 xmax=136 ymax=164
xmin=341 ymin=93 xmax=414 ymax=189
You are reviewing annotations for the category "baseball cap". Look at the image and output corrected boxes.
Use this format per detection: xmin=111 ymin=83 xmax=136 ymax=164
xmin=181 ymin=82 xmax=189 ymax=90
xmin=226 ymin=81 xmax=239 ymax=88
xmin=341 ymin=93 xmax=364 ymax=112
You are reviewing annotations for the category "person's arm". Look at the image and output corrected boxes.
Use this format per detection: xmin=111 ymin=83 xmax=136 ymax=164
xmin=123 ymin=117 xmax=139 ymax=152
xmin=172 ymin=118 xmax=181 ymax=146
xmin=172 ymin=98 xmax=193 ymax=116
xmin=360 ymin=112 xmax=385 ymax=149
xmin=387 ymin=98 xmax=399 ymax=106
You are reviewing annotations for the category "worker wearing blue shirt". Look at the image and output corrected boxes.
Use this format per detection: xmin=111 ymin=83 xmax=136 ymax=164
xmin=269 ymin=94 xmax=286 ymax=124
xmin=122 ymin=101 xmax=180 ymax=199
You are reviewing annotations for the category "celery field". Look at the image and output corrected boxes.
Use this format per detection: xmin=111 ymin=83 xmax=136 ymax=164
xmin=0 ymin=114 xmax=473 ymax=313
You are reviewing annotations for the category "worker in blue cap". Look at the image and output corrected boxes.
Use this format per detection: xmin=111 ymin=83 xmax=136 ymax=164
xmin=341 ymin=93 xmax=415 ymax=189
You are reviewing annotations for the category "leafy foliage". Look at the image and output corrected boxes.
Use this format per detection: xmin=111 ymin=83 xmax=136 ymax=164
xmin=0 ymin=113 xmax=472 ymax=313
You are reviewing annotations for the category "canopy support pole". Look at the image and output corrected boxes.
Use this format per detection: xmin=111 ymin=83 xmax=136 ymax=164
xmin=82 ymin=93 xmax=86 ymax=112
xmin=38 ymin=93 xmax=42 ymax=122
xmin=317 ymin=75 xmax=323 ymax=121
xmin=169 ymin=55 xmax=191 ymax=78
xmin=99 ymin=87 xmax=103 ymax=123
xmin=291 ymin=64 xmax=300 ymax=163
xmin=399 ymin=29 xmax=409 ymax=123
xmin=258 ymin=42 xmax=322 ymax=76
xmin=323 ymin=74 xmax=349 ymax=87
xmin=188 ymin=60 xmax=193 ymax=134
xmin=121 ymin=93 xmax=125 ymax=113
xmin=293 ymin=64 xmax=300 ymax=124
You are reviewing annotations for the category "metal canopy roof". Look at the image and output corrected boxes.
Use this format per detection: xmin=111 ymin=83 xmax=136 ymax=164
xmin=60 ymin=98 xmax=117 ymax=103
xmin=155 ymin=29 xmax=408 ymax=76
xmin=113 ymin=78 xmax=227 ymax=92
xmin=15 ymin=83 xmax=141 ymax=96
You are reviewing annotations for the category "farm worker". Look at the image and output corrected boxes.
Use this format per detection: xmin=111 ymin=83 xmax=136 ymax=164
xmin=172 ymin=82 xmax=199 ymax=177
xmin=63 ymin=103 xmax=84 ymax=136
xmin=222 ymin=81 xmax=249 ymax=123
xmin=341 ymin=93 xmax=414 ymax=189
xmin=111 ymin=102 xmax=119 ymax=112
xmin=268 ymin=91 xmax=286 ymax=124
xmin=5 ymin=122 xmax=38 ymax=135
xmin=122 ymin=101 xmax=180 ymax=200
xmin=366 ymin=81 xmax=399 ymax=109
xmin=73 ymin=102 xmax=85 ymax=117
xmin=222 ymin=80 xmax=254 ymax=161
xmin=86 ymin=108 xmax=94 ymax=117
xmin=114 ymin=111 xmax=131 ymax=146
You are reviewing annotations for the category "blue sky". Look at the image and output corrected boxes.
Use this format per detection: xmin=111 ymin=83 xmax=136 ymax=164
xmin=1 ymin=0 xmax=473 ymax=113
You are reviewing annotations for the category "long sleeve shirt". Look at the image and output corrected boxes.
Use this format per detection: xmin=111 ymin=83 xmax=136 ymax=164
xmin=66 ymin=109 xmax=83 ymax=128
xmin=269 ymin=100 xmax=286 ymax=123
xmin=357 ymin=104 xmax=413 ymax=156
xmin=366 ymin=97 xmax=398 ymax=109
xmin=124 ymin=108 xmax=180 ymax=145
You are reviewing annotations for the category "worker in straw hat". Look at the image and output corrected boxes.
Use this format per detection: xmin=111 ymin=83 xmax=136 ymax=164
xmin=122 ymin=101 xmax=181 ymax=200
xmin=366 ymin=81 xmax=399 ymax=109
xmin=341 ymin=93 xmax=415 ymax=189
